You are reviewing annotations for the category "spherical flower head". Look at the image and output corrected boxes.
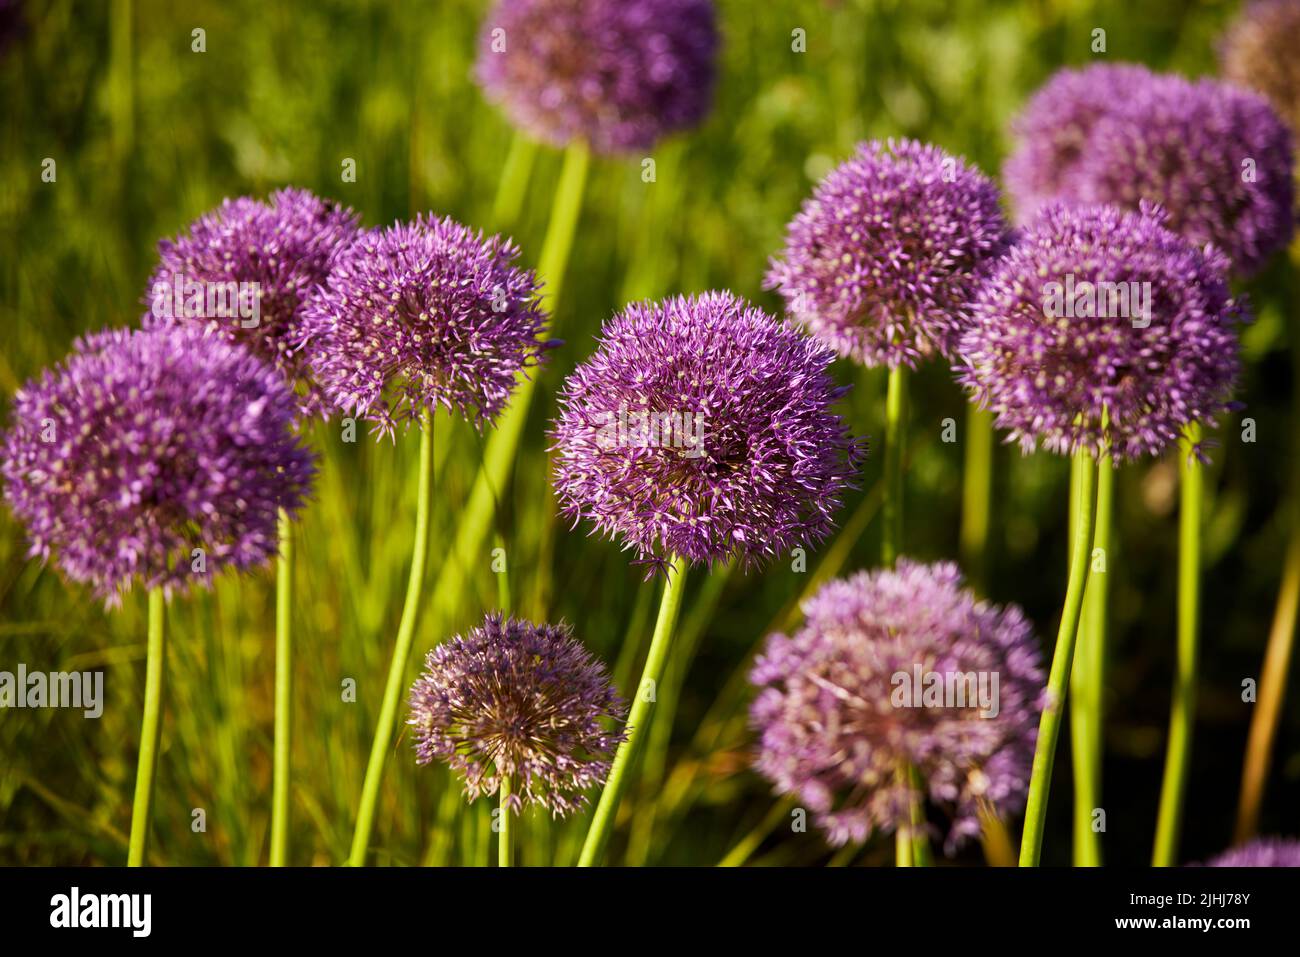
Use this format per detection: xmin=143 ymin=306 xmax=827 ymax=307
xmin=1203 ymin=837 xmax=1300 ymax=867
xmin=957 ymin=202 xmax=1244 ymax=464
xmin=1 ymin=326 xmax=317 ymax=604
xmin=1221 ymin=1 xmax=1300 ymax=143
xmin=1003 ymin=64 xmax=1165 ymax=225
xmin=749 ymin=560 xmax=1044 ymax=852
xmin=298 ymin=214 xmax=549 ymax=437
xmin=765 ymin=139 xmax=1009 ymax=369
xmin=407 ymin=613 xmax=627 ymax=816
xmin=475 ymin=0 xmax=719 ymax=154
xmin=143 ymin=188 xmax=361 ymax=416
xmin=1005 ymin=64 xmax=1295 ymax=276
xmin=550 ymin=291 xmax=863 ymax=572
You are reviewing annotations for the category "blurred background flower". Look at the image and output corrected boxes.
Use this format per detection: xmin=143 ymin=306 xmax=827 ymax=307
xmin=476 ymin=0 xmax=719 ymax=153
xmin=750 ymin=560 xmax=1043 ymax=852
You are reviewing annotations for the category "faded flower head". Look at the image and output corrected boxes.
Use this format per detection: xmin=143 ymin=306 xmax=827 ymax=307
xmin=957 ymin=202 xmax=1243 ymax=464
xmin=550 ymin=291 xmax=863 ymax=572
xmin=408 ymin=613 xmax=626 ymax=816
xmin=1203 ymin=837 xmax=1300 ymax=867
xmin=144 ymin=188 xmax=360 ymax=416
xmin=475 ymin=0 xmax=719 ymax=154
xmin=1005 ymin=63 xmax=1295 ymax=276
xmin=750 ymin=560 xmax=1044 ymax=852
xmin=1221 ymin=0 xmax=1300 ymax=142
xmin=298 ymin=214 xmax=549 ymax=436
xmin=765 ymin=139 xmax=1009 ymax=369
xmin=1 ymin=326 xmax=316 ymax=604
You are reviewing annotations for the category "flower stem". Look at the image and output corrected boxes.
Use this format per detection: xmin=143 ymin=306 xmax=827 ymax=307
xmin=882 ymin=364 xmax=908 ymax=568
xmin=347 ymin=411 xmax=435 ymax=866
xmin=127 ymin=587 xmax=166 ymax=867
xmin=1019 ymin=447 xmax=1097 ymax=866
xmin=960 ymin=405 xmax=994 ymax=592
xmin=1153 ymin=422 xmax=1202 ymax=866
xmin=1235 ymin=530 xmax=1300 ymax=840
xmin=430 ymin=140 xmax=589 ymax=634
xmin=270 ymin=508 xmax=293 ymax=866
xmin=499 ymin=774 xmax=514 ymax=867
xmin=492 ymin=132 xmax=538 ymax=231
xmin=1235 ymin=253 xmax=1300 ymax=841
xmin=1070 ymin=455 xmax=1111 ymax=866
xmin=579 ymin=555 xmax=689 ymax=866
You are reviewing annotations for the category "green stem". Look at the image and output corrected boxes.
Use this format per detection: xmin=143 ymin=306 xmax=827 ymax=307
xmin=960 ymin=405 xmax=994 ymax=591
xmin=579 ymin=555 xmax=689 ymax=866
xmin=127 ymin=588 xmax=166 ymax=867
xmin=1153 ymin=422 xmax=1202 ymax=866
xmin=882 ymin=365 xmax=908 ymax=568
xmin=1235 ymin=529 xmax=1300 ymax=841
xmin=1070 ymin=455 xmax=1111 ymax=867
xmin=1019 ymin=448 xmax=1098 ymax=866
xmin=498 ymin=775 xmax=514 ymax=867
xmin=430 ymin=140 xmax=589 ymax=633
xmin=347 ymin=411 xmax=435 ymax=866
xmin=491 ymin=132 xmax=538 ymax=231
xmin=717 ymin=796 xmax=795 ymax=867
xmin=896 ymin=763 xmax=931 ymax=867
xmin=270 ymin=509 xmax=293 ymax=866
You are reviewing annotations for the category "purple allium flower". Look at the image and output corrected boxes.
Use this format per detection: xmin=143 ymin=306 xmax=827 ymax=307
xmin=956 ymin=202 xmax=1244 ymax=464
xmin=475 ymin=0 xmax=719 ymax=154
xmin=1005 ymin=64 xmax=1295 ymax=276
xmin=297 ymin=214 xmax=549 ymax=436
xmin=1203 ymin=837 xmax=1300 ymax=867
xmin=1221 ymin=1 xmax=1300 ymax=144
xmin=550 ymin=291 xmax=863 ymax=572
xmin=1003 ymin=64 xmax=1164 ymax=225
xmin=750 ymin=560 xmax=1044 ymax=852
xmin=144 ymin=188 xmax=361 ymax=416
xmin=765 ymin=139 xmax=1009 ymax=369
xmin=407 ymin=613 xmax=627 ymax=816
xmin=1 ymin=326 xmax=316 ymax=604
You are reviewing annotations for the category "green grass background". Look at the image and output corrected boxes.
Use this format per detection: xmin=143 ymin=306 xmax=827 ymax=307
xmin=1 ymin=0 xmax=1295 ymax=865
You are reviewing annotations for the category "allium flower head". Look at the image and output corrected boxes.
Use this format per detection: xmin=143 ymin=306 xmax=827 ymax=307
xmin=1005 ymin=64 xmax=1295 ymax=276
xmin=1221 ymin=1 xmax=1300 ymax=143
xmin=1204 ymin=837 xmax=1300 ymax=867
xmin=957 ymin=202 xmax=1243 ymax=464
xmin=550 ymin=291 xmax=863 ymax=572
xmin=298 ymin=214 xmax=549 ymax=436
xmin=407 ymin=613 xmax=626 ymax=816
xmin=750 ymin=560 xmax=1044 ymax=851
xmin=475 ymin=0 xmax=719 ymax=154
xmin=1003 ymin=64 xmax=1164 ymax=224
xmin=1 ymin=326 xmax=316 ymax=603
xmin=144 ymin=188 xmax=360 ymax=416
xmin=766 ymin=139 xmax=1009 ymax=369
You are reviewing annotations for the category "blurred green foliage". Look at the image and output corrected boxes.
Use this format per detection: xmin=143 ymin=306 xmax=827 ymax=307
xmin=0 ymin=0 xmax=1294 ymax=866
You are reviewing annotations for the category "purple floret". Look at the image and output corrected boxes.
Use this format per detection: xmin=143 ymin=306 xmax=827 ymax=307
xmin=475 ymin=0 xmax=719 ymax=154
xmin=144 ymin=188 xmax=361 ymax=416
xmin=1 ymin=326 xmax=316 ymax=604
xmin=750 ymin=560 xmax=1045 ymax=853
xmin=550 ymin=290 xmax=864 ymax=572
xmin=1204 ymin=837 xmax=1300 ymax=867
xmin=408 ymin=613 xmax=627 ymax=816
xmin=956 ymin=202 xmax=1243 ymax=464
xmin=297 ymin=214 xmax=549 ymax=436
xmin=766 ymin=139 xmax=1009 ymax=369
xmin=1005 ymin=63 xmax=1295 ymax=276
